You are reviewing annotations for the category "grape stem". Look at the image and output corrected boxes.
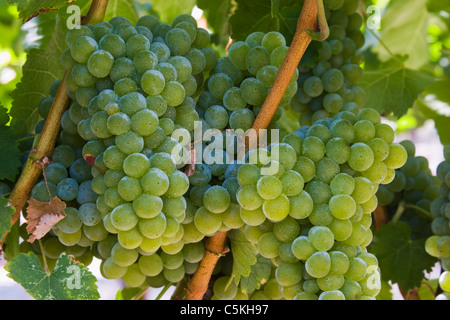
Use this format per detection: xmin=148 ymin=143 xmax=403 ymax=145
xmin=251 ymin=0 xmax=329 ymax=136
xmin=0 ymin=0 xmax=110 ymax=254
xmin=184 ymin=0 xmax=329 ymax=300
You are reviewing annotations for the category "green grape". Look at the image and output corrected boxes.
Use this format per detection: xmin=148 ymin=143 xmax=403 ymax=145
xmin=348 ymin=143 xmax=374 ymax=172
xmin=288 ymin=191 xmax=314 ymax=219
xmin=384 ymin=143 xmax=408 ymax=169
xmin=78 ymin=202 xmax=102 ymax=226
xmin=292 ymin=236 xmax=316 ymax=260
xmin=261 ymin=31 xmax=286 ymax=53
xmin=374 ymin=123 xmax=395 ymax=144
xmin=205 ymin=105 xmax=229 ymax=130
xmin=240 ymin=207 xmax=266 ymax=226
xmin=305 ymin=251 xmax=331 ymax=278
xmin=122 ymin=263 xmax=146 ymax=287
xmin=130 ymin=109 xmax=159 ymax=136
xmin=275 ymin=262 xmax=303 ymax=287
xmin=308 ymin=226 xmax=335 ymax=251
xmin=140 ymin=70 xmax=165 ymax=95
xmin=168 ymin=56 xmax=192 ymax=83
xmin=318 ymin=290 xmax=345 ymax=300
xmin=201 ymin=48 xmax=217 ymax=72
xmin=70 ymin=36 xmax=98 ymax=64
xmin=122 ymin=153 xmax=150 ymax=178
xmin=110 ymin=203 xmax=139 ymax=231
xmin=344 ymin=257 xmax=367 ymax=282
xmin=203 ymin=186 xmax=231 ymax=214
xmin=117 ymin=176 xmax=142 ymax=201
xmin=146 ymin=95 xmax=168 ymax=117
xmin=257 ymin=175 xmax=283 ymax=200
xmin=161 ymin=81 xmax=186 ymax=107
xmin=102 ymin=257 xmax=128 ymax=279
xmin=240 ymin=77 xmax=266 ymax=106
xmin=351 ymin=177 xmax=375 ymax=204
xmin=87 ymin=50 xmax=114 ymax=78
xmin=302 ymin=136 xmax=326 ymax=163
xmin=228 ymin=108 xmax=255 ymax=132
xmin=246 ymin=46 xmax=270 ymax=75
xmin=329 ymin=194 xmax=356 ymax=219
xmin=71 ymin=64 xmax=97 ymax=88
xmin=115 ymin=131 xmax=144 ymax=155
xmin=138 ymin=254 xmax=163 ymax=277
xmin=194 ymin=206 xmax=222 ymax=235
xmin=262 ymin=194 xmax=290 ymax=222
xmin=137 ymin=212 xmax=167 ymax=239
xmin=140 ymin=168 xmax=169 ymax=196
xmin=305 ymin=180 xmax=332 ymax=205
xmin=57 ymin=207 xmax=82 ymax=234
xmin=257 ymin=232 xmax=282 ymax=258
xmin=208 ymin=73 xmax=234 ymax=100
xmin=321 ymin=68 xmax=344 ymax=92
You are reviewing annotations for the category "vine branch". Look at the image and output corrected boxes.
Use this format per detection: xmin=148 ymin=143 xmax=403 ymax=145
xmin=1 ymin=0 xmax=109 ymax=252
xmin=185 ymin=0 xmax=329 ymax=300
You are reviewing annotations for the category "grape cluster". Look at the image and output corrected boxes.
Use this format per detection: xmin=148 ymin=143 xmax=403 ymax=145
xmin=376 ymin=140 xmax=441 ymax=239
xmin=211 ymin=108 xmax=408 ymax=300
xmin=425 ymin=145 xmax=450 ymax=299
xmin=290 ymin=0 xmax=366 ymax=125
xmin=59 ymin=13 xmax=223 ymax=287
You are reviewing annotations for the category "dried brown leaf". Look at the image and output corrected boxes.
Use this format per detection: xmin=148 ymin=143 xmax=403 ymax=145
xmin=26 ymin=196 xmax=66 ymax=243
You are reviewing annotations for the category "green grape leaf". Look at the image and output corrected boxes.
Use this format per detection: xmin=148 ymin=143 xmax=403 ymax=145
xmin=229 ymin=0 xmax=301 ymax=45
xmin=104 ymin=0 xmax=139 ymax=25
xmin=417 ymin=278 xmax=439 ymax=300
xmin=373 ymin=0 xmax=430 ymax=69
xmin=416 ymin=78 xmax=450 ymax=146
xmin=197 ymin=0 xmax=233 ymax=45
xmin=239 ymin=255 xmax=272 ymax=294
xmin=427 ymin=0 xmax=450 ymax=12
xmin=151 ymin=0 xmax=196 ymax=25
xmin=0 ymin=196 xmax=15 ymax=246
xmin=228 ymin=229 xmax=258 ymax=285
xmin=7 ymin=0 xmax=71 ymax=21
xmin=9 ymin=15 xmax=66 ymax=136
xmin=115 ymin=287 xmax=142 ymax=300
xmin=371 ymin=221 xmax=436 ymax=291
xmin=376 ymin=279 xmax=393 ymax=300
xmin=5 ymin=252 xmax=100 ymax=300
xmin=0 ymin=126 xmax=22 ymax=182
xmin=359 ymin=59 xmax=434 ymax=117
xmin=0 ymin=104 xmax=11 ymax=126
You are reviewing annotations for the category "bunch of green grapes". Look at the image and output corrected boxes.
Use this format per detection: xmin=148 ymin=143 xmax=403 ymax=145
xmin=425 ymin=145 xmax=450 ymax=299
xmin=59 ymin=12 xmax=220 ymax=288
xmin=290 ymin=0 xmax=366 ymax=125
xmin=211 ymin=108 xmax=408 ymax=300
xmin=376 ymin=140 xmax=441 ymax=239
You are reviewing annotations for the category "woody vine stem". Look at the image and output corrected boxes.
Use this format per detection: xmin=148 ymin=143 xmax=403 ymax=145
xmin=184 ymin=0 xmax=329 ymax=300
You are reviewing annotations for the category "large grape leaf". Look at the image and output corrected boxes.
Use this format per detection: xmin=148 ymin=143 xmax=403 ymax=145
xmin=229 ymin=0 xmax=301 ymax=44
xmin=0 ymin=105 xmax=21 ymax=182
xmin=9 ymin=15 xmax=66 ymax=136
xmin=0 ymin=196 xmax=15 ymax=246
xmin=151 ymin=0 xmax=196 ymax=25
xmin=416 ymin=78 xmax=450 ymax=146
xmin=359 ymin=59 xmax=434 ymax=117
xmin=238 ymin=255 xmax=272 ymax=294
xmin=104 ymin=0 xmax=138 ymax=25
xmin=197 ymin=0 xmax=233 ymax=45
xmin=5 ymin=252 xmax=100 ymax=300
xmin=7 ymin=0 xmax=71 ymax=21
xmin=228 ymin=229 xmax=258 ymax=285
xmin=373 ymin=0 xmax=430 ymax=69
xmin=371 ymin=221 xmax=436 ymax=290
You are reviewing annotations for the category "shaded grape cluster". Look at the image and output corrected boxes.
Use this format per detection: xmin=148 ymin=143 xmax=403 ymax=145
xmin=425 ymin=145 xmax=450 ymax=299
xmin=290 ymin=0 xmax=366 ymax=125
xmin=376 ymin=140 xmax=441 ymax=239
